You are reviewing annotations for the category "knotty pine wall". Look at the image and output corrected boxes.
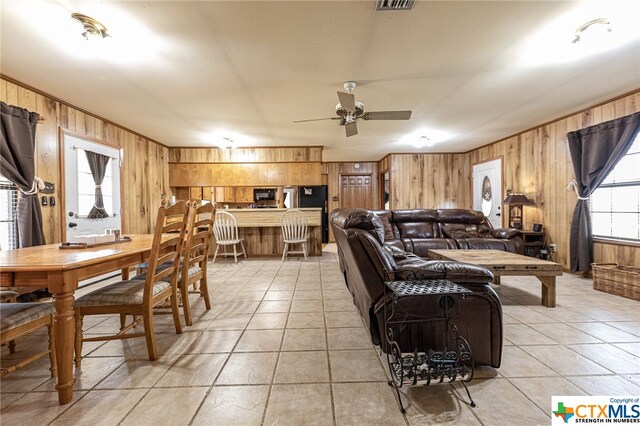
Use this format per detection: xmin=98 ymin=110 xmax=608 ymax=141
xmin=468 ymin=90 xmax=640 ymax=270
xmin=168 ymin=147 xmax=323 ymax=187
xmin=322 ymin=161 xmax=380 ymax=242
xmin=383 ymin=90 xmax=639 ymax=270
xmin=169 ymin=147 xmax=322 ymax=163
xmin=0 ymin=77 xmax=171 ymax=244
xmin=386 ymin=153 xmax=470 ymax=210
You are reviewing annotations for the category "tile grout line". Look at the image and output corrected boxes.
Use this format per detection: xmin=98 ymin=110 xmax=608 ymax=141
xmin=320 ymin=260 xmax=338 ymax=426
xmin=259 ymin=259 xmax=300 ymax=426
xmin=189 ymin=259 xmax=271 ymax=425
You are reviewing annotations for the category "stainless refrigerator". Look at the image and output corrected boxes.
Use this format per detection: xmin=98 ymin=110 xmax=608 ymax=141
xmin=298 ymin=185 xmax=329 ymax=243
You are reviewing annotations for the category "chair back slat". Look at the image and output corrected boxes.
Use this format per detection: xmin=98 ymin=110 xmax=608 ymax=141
xmin=144 ymin=201 xmax=190 ymax=303
xmin=183 ymin=203 xmax=215 ymax=276
xmin=281 ymin=209 xmax=308 ymax=242
xmin=214 ymin=210 xmax=239 ymax=244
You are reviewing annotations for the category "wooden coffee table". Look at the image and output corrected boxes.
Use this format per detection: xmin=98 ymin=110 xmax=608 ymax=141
xmin=428 ymin=249 xmax=563 ymax=307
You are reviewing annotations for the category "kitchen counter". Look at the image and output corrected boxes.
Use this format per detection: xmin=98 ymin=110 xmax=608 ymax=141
xmin=214 ymin=208 xmax=322 ymax=257
xmin=220 ymin=208 xmax=321 ymax=227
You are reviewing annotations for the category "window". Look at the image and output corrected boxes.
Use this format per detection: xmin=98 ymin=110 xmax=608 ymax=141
xmin=590 ymin=133 xmax=640 ymax=242
xmin=0 ymin=175 xmax=18 ymax=250
xmin=76 ymin=150 xmax=113 ymax=217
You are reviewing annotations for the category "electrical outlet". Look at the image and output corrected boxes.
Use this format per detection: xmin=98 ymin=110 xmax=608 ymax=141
xmin=548 ymin=243 xmax=557 ymax=253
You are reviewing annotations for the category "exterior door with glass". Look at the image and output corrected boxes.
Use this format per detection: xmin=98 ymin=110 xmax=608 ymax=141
xmin=62 ymin=132 xmax=122 ymax=241
xmin=472 ymin=159 xmax=503 ymax=228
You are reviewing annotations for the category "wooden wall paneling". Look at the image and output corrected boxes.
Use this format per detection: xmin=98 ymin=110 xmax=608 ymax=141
xmin=202 ymin=187 xmax=213 ymax=201
xmin=174 ymin=187 xmax=190 ymax=201
xmin=35 ymin=95 xmax=60 ymax=244
xmin=389 ymin=154 xmax=468 ymax=210
xmin=321 ymin=162 xmax=379 ymax=241
xmin=190 ymin=187 xmax=203 ymax=199
xmin=168 ymin=162 xmax=322 ymax=187
xmin=465 ymin=91 xmax=640 ymax=271
xmin=168 ymin=147 xmax=323 ymax=163
xmin=1 ymin=77 xmax=170 ymax=242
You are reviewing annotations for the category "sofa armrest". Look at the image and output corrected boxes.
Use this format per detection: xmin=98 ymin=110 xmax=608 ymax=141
xmin=492 ymin=228 xmax=521 ymax=239
xmin=391 ymin=260 xmax=494 ymax=284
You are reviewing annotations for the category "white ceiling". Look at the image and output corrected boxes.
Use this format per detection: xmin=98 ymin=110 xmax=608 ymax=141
xmin=1 ymin=1 xmax=639 ymax=161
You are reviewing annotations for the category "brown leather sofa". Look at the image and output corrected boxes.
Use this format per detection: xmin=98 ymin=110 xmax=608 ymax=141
xmin=330 ymin=208 xmax=503 ymax=367
xmin=372 ymin=208 xmax=524 ymax=257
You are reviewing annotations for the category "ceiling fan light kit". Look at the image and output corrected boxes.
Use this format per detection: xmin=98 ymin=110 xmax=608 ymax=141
xmin=294 ymin=81 xmax=412 ymax=137
xmin=572 ymin=18 xmax=612 ymax=44
xmin=71 ymin=13 xmax=110 ymax=40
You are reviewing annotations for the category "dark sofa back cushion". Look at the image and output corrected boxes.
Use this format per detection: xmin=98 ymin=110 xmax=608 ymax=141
xmin=392 ymin=209 xmax=439 ymax=238
xmin=436 ymin=209 xmax=487 ymax=225
xmin=372 ymin=210 xmax=397 ymax=240
xmin=330 ymin=208 xmax=385 ymax=243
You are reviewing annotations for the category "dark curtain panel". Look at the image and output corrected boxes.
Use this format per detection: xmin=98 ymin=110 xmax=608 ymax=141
xmin=567 ymin=111 xmax=640 ymax=272
xmin=84 ymin=150 xmax=110 ymax=219
xmin=0 ymin=101 xmax=45 ymax=248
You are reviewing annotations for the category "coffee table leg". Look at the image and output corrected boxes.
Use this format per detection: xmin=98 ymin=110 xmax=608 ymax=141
xmin=52 ymin=290 xmax=77 ymax=404
xmin=493 ymin=276 xmax=501 ymax=285
xmin=538 ymin=276 xmax=556 ymax=307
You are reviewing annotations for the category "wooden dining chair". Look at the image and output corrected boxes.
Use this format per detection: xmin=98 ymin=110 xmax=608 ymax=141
xmin=0 ymin=290 xmax=19 ymax=354
xmin=178 ymin=202 xmax=215 ymax=326
xmin=1 ymin=302 xmax=56 ymax=378
xmin=281 ymin=209 xmax=309 ymax=261
xmin=212 ymin=210 xmax=246 ymax=263
xmin=73 ymin=201 xmax=190 ymax=366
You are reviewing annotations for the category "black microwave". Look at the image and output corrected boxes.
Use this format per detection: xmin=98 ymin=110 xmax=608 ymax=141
xmin=254 ymin=188 xmax=276 ymax=201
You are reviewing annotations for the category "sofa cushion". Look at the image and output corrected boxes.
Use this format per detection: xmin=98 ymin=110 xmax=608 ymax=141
xmin=383 ymin=245 xmax=408 ymax=259
xmin=436 ymin=209 xmax=486 ymax=224
xmin=405 ymin=238 xmax=458 ymax=258
xmin=379 ymin=246 xmax=399 ymax=269
xmin=394 ymin=260 xmax=494 ymax=284
xmin=372 ymin=210 xmax=397 ymax=240
xmin=457 ymin=238 xmax=509 ymax=251
xmin=493 ymin=228 xmax=521 ymax=239
xmin=392 ymin=209 xmax=439 ymax=239
xmin=330 ymin=208 xmax=385 ymax=243
xmin=442 ymin=223 xmax=480 ymax=239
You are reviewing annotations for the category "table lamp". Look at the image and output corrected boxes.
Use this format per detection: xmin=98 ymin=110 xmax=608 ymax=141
xmin=503 ymin=192 xmax=533 ymax=229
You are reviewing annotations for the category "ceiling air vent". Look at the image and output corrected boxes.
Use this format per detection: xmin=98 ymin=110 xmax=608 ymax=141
xmin=376 ymin=0 xmax=414 ymax=11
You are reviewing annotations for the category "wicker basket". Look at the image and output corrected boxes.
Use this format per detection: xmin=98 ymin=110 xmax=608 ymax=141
xmin=591 ymin=263 xmax=640 ymax=301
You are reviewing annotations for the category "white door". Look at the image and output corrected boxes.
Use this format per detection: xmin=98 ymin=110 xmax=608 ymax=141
xmin=472 ymin=159 xmax=502 ymax=228
xmin=63 ymin=133 xmax=122 ymax=241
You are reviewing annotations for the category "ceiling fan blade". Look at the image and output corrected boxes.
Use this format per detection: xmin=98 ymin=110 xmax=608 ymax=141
xmin=293 ymin=117 xmax=339 ymax=123
xmin=345 ymin=121 xmax=358 ymax=137
xmin=337 ymin=91 xmax=356 ymax=111
xmin=362 ymin=111 xmax=412 ymax=120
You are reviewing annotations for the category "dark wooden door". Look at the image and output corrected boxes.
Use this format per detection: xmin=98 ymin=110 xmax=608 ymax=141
xmin=340 ymin=175 xmax=373 ymax=209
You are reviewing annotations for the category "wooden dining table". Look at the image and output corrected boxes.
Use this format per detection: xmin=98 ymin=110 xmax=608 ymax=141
xmin=0 ymin=234 xmax=156 ymax=404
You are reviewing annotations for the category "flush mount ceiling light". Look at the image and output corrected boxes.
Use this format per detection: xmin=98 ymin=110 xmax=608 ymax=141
xmin=71 ymin=13 xmax=110 ymax=40
xmin=572 ymin=18 xmax=611 ymax=44
xmin=415 ymin=135 xmax=435 ymax=148
xmin=220 ymin=137 xmax=236 ymax=149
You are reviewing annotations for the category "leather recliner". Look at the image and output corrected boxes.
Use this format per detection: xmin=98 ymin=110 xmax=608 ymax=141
xmin=330 ymin=208 xmax=503 ymax=367
xmin=372 ymin=208 xmax=524 ymax=257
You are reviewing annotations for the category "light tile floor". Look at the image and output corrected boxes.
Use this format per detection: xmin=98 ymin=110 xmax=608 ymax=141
xmin=1 ymin=245 xmax=638 ymax=425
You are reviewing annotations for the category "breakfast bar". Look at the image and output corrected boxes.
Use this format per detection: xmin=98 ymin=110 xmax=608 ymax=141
xmin=216 ymin=208 xmax=323 ymax=256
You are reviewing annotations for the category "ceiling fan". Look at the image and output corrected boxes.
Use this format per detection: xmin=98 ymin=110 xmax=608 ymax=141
xmin=293 ymin=81 xmax=412 ymax=137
